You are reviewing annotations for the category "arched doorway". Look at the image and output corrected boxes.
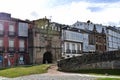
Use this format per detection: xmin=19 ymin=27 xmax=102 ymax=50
xmin=43 ymin=51 xmax=52 ymax=64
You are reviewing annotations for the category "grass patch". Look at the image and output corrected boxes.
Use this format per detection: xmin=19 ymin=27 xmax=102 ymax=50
xmin=0 ymin=64 xmax=51 ymax=78
xmin=61 ymin=69 xmax=120 ymax=76
xmin=97 ymin=78 xmax=120 ymax=80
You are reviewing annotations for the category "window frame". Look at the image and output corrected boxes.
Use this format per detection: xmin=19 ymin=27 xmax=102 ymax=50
xmin=9 ymin=39 xmax=14 ymax=47
xmin=19 ymin=40 xmax=25 ymax=48
xmin=9 ymin=24 xmax=15 ymax=32
xmin=0 ymin=39 xmax=3 ymax=47
xmin=0 ymin=23 xmax=4 ymax=31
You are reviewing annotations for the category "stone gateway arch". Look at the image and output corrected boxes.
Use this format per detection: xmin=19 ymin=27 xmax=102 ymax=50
xmin=43 ymin=51 xmax=53 ymax=64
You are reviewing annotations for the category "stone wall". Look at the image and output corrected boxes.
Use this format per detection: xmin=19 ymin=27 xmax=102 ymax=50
xmin=58 ymin=51 xmax=120 ymax=71
xmin=28 ymin=20 xmax=62 ymax=64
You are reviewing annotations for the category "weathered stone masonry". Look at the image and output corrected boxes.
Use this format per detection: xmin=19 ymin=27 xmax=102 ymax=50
xmin=58 ymin=50 xmax=120 ymax=71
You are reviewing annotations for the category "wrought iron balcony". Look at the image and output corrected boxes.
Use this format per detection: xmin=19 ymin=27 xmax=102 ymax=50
xmin=72 ymin=50 xmax=76 ymax=54
xmin=77 ymin=50 xmax=82 ymax=54
xmin=19 ymin=48 xmax=26 ymax=53
xmin=7 ymin=47 xmax=16 ymax=52
xmin=66 ymin=49 xmax=71 ymax=54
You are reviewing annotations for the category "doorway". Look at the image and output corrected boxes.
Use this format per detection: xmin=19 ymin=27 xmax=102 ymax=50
xmin=43 ymin=51 xmax=52 ymax=64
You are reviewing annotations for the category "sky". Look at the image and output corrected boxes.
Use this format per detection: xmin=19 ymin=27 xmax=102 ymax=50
xmin=0 ymin=0 xmax=120 ymax=26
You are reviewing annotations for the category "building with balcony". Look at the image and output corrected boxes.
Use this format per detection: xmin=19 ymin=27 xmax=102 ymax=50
xmin=1 ymin=12 xmax=120 ymax=66
xmin=61 ymin=26 xmax=83 ymax=58
xmin=0 ymin=12 xmax=30 ymax=67
xmin=72 ymin=20 xmax=107 ymax=53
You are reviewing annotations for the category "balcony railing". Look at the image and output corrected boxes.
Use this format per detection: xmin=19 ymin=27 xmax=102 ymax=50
xmin=72 ymin=50 xmax=76 ymax=54
xmin=7 ymin=47 xmax=16 ymax=52
xmin=19 ymin=48 xmax=26 ymax=53
xmin=8 ymin=31 xmax=16 ymax=36
xmin=66 ymin=49 xmax=71 ymax=54
xmin=77 ymin=50 xmax=82 ymax=54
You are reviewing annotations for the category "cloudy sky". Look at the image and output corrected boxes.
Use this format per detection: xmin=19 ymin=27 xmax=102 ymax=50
xmin=0 ymin=0 xmax=120 ymax=26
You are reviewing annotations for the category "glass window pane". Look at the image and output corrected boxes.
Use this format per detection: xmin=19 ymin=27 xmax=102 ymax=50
xmin=19 ymin=40 xmax=24 ymax=48
xmin=65 ymin=30 xmax=83 ymax=42
xmin=109 ymin=42 xmax=112 ymax=48
xmin=9 ymin=40 xmax=14 ymax=47
xmin=77 ymin=44 xmax=81 ymax=50
xmin=9 ymin=25 xmax=14 ymax=32
xmin=0 ymin=39 xmax=3 ymax=47
xmin=0 ymin=23 xmax=3 ymax=31
xmin=72 ymin=44 xmax=75 ymax=50
xmin=66 ymin=43 xmax=69 ymax=49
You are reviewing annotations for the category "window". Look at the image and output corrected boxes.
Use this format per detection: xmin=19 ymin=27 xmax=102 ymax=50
xmin=65 ymin=30 xmax=83 ymax=42
xmin=19 ymin=55 xmax=24 ymax=64
xmin=18 ymin=22 xmax=28 ymax=37
xmin=85 ymin=24 xmax=89 ymax=30
xmin=0 ymin=23 xmax=3 ymax=31
xmin=72 ymin=44 xmax=75 ymax=50
xmin=66 ymin=43 xmax=69 ymax=49
xmin=109 ymin=42 xmax=113 ymax=48
xmin=19 ymin=40 xmax=24 ymax=48
xmin=9 ymin=25 xmax=14 ymax=32
xmin=66 ymin=43 xmax=71 ymax=53
xmin=72 ymin=43 xmax=76 ymax=53
xmin=9 ymin=40 xmax=14 ymax=47
xmin=89 ymin=34 xmax=95 ymax=45
xmin=77 ymin=44 xmax=81 ymax=50
xmin=0 ymin=39 xmax=3 ymax=47
xmin=77 ymin=44 xmax=81 ymax=53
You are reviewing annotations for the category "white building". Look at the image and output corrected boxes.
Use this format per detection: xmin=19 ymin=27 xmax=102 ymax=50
xmin=61 ymin=26 xmax=83 ymax=58
xmin=72 ymin=21 xmax=106 ymax=33
xmin=72 ymin=21 xmax=103 ymax=53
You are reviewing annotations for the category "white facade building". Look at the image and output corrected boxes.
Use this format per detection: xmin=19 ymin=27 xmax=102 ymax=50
xmin=72 ymin=21 xmax=100 ymax=52
xmin=72 ymin=21 xmax=106 ymax=33
xmin=62 ymin=27 xmax=83 ymax=58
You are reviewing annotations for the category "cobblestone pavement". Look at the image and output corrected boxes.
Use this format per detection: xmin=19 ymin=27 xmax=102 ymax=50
xmin=0 ymin=65 xmax=120 ymax=80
